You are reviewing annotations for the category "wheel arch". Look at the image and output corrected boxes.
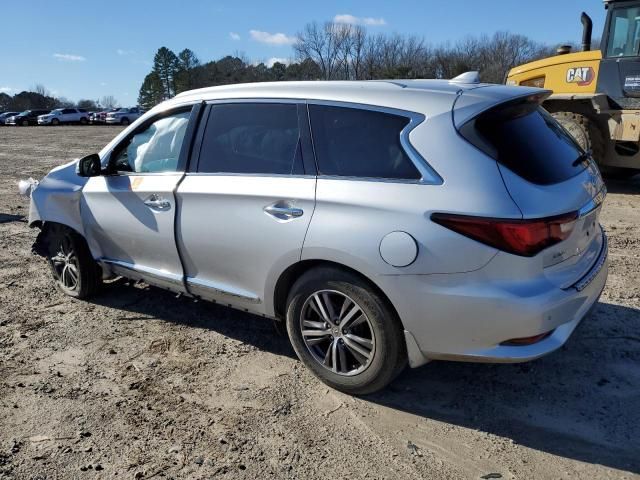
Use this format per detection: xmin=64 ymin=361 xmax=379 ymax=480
xmin=271 ymin=259 xmax=403 ymax=328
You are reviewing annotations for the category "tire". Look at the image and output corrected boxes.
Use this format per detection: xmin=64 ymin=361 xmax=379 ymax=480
xmin=51 ymin=118 xmax=59 ymax=126
xmin=551 ymin=111 xmax=605 ymax=165
xmin=45 ymin=224 xmax=102 ymax=299
xmin=21 ymin=119 xmax=29 ymax=126
xmin=120 ymin=117 xmax=130 ymax=126
xmin=79 ymin=117 xmax=88 ymax=125
xmin=286 ymin=267 xmax=406 ymax=395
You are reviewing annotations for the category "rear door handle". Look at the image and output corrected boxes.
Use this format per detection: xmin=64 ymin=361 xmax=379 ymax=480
xmin=143 ymin=194 xmax=171 ymax=211
xmin=264 ymin=204 xmax=304 ymax=221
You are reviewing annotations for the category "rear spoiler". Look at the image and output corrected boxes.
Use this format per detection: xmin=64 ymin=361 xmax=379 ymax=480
xmin=452 ymin=87 xmax=552 ymax=129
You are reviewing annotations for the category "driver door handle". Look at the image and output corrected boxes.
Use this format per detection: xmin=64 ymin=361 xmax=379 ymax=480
xmin=144 ymin=194 xmax=171 ymax=211
xmin=263 ymin=204 xmax=304 ymax=220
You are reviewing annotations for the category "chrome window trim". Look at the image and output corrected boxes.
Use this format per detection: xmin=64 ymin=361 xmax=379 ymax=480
xmin=304 ymin=99 xmax=443 ymax=185
xmin=186 ymin=276 xmax=261 ymax=303
xmin=183 ymin=172 xmax=315 ymax=179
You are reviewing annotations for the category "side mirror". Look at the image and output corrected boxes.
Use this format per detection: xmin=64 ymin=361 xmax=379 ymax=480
xmin=76 ymin=154 xmax=102 ymax=177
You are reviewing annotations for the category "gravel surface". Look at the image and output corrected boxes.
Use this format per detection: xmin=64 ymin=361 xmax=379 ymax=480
xmin=0 ymin=126 xmax=639 ymax=479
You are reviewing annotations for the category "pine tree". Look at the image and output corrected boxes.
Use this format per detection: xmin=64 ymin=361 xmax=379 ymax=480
xmin=138 ymin=72 xmax=164 ymax=109
xmin=152 ymin=47 xmax=180 ymax=99
xmin=174 ymin=49 xmax=200 ymax=93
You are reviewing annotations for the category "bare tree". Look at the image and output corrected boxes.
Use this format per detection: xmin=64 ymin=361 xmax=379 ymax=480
xmin=33 ymin=84 xmax=50 ymax=97
xmin=295 ymin=22 xmax=350 ymax=80
xmin=100 ymin=95 xmax=118 ymax=108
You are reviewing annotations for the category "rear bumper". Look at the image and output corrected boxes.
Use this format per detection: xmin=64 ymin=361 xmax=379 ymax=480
xmin=383 ymin=232 xmax=609 ymax=367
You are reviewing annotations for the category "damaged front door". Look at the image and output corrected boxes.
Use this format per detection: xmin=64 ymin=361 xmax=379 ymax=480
xmin=81 ymin=107 xmax=195 ymax=292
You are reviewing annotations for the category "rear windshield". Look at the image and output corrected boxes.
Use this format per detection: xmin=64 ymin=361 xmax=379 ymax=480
xmin=460 ymin=99 xmax=587 ymax=185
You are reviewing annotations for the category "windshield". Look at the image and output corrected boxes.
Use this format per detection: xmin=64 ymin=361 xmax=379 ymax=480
xmin=117 ymin=108 xmax=128 ymax=112
xmin=606 ymin=6 xmax=640 ymax=57
xmin=51 ymin=109 xmax=63 ymax=115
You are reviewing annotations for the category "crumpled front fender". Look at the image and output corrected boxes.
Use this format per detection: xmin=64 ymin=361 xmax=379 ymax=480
xmin=29 ymin=160 xmax=88 ymax=236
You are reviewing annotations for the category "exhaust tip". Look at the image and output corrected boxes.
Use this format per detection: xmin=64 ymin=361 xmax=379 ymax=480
xmin=557 ymin=45 xmax=572 ymax=55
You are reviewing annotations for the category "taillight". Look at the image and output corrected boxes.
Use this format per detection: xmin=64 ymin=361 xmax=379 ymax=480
xmin=431 ymin=212 xmax=578 ymax=257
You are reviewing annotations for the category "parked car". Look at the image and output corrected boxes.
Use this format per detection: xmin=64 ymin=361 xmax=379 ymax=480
xmin=105 ymin=107 xmax=143 ymax=125
xmin=37 ymin=108 xmax=90 ymax=126
xmin=7 ymin=109 xmax=50 ymax=126
xmin=90 ymin=109 xmax=116 ymax=124
xmin=0 ymin=111 xmax=19 ymax=125
xmin=25 ymin=76 xmax=608 ymax=394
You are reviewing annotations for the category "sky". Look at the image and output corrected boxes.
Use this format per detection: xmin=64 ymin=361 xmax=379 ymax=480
xmin=0 ymin=0 xmax=608 ymax=106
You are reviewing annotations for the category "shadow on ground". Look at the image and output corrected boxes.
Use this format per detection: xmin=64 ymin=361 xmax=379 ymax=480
xmin=605 ymin=175 xmax=640 ymax=194
xmin=90 ymin=281 xmax=640 ymax=474
xmin=0 ymin=213 xmax=25 ymax=224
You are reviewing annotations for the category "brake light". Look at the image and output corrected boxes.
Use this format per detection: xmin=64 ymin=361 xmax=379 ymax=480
xmin=431 ymin=212 xmax=578 ymax=257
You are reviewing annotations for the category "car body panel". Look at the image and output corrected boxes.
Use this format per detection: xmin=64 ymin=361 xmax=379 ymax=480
xmin=29 ymin=160 xmax=88 ymax=234
xmin=81 ymin=174 xmax=185 ymax=288
xmin=176 ymin=174 xmax=316 ymax=314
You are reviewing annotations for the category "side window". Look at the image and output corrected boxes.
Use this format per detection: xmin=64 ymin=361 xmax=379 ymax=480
xmin=62 ymin=108 xmax=75 ymax=114
xmin=198 ymin=103 xmax=302 ymax=175
xmin=308 ymin=105 xmax=421 ymax=180
xmin=110 ymin=110 xmax=191 ymax=174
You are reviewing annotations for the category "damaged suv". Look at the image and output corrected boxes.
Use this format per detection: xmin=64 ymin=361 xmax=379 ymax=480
xmin=26 ymin=76 xmax=608 ymax=394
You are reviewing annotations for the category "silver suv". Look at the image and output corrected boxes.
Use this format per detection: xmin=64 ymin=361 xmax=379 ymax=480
xmin=27 ymin=76 xmax=608 ymax=394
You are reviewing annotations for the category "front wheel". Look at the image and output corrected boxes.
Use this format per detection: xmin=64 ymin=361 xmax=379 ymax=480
xmin=51 ymin=118 xmax=59 ymax=126
xmin=120 ymin=117 xmax=130 ymax=125
xmin=79 ymin=117 xmax=88 ymax=125
xmin=21 ymin=119 xmax=29 ymax=126
xmin=45 ymin=224 xmax=102 ymax=298
xmin=286 ymin=267 xmax=406 ymax=395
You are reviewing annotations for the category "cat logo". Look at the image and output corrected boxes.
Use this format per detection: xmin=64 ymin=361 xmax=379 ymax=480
xmin=566 ymin=66 xmax=595 ymax=86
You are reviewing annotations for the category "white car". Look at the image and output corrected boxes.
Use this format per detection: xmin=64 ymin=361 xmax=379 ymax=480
xmin=38 ymin=108 xmax=89 ymax=126
xmin=105 ymin=107 xmax=144 ymax=125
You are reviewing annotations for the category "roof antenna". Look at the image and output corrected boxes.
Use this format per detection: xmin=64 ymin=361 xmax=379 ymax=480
xmin=450 ymin=71 xmax=480 ymax=84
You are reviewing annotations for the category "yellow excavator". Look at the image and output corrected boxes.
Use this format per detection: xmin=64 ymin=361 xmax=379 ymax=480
xmin=507 ymin=0 xmax=640 ymax=177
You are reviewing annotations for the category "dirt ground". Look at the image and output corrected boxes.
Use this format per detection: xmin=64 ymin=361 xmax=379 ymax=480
xmin=0 ymin=126 xmax=638 ymax=480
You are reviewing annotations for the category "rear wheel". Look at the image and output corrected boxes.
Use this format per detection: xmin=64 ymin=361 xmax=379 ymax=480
xmin=286 ymin=267 xmax=406 ymax=395
xmin=45 ymin=224 xmax=102 ymax=298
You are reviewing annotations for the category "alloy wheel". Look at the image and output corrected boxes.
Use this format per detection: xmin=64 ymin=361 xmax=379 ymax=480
xmin=50 ymin=234 xmax=80 ymax=291
xmin=299 ymin=290 xmax=376 ymax=376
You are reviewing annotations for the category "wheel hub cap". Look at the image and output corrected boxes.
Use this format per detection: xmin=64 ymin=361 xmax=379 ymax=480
xmin=300 ymin=290 xmax=376 ymax=377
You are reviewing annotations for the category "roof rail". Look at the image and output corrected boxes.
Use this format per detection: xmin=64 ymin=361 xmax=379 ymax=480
xmin=449 ymin=71 xmax=480 ymax=85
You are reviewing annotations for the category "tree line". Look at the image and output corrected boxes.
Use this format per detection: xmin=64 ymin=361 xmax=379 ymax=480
xmin=0 ymin=85 xmax=118 ymax=112
xmin=137 ymin=21 xmax=560 ymax=109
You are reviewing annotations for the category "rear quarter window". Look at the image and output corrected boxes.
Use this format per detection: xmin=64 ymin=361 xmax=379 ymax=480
xmin=459 ymin=100 xmax=587 ymax=185
xmin=308 ymin=104 xmax=421 ymax=180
